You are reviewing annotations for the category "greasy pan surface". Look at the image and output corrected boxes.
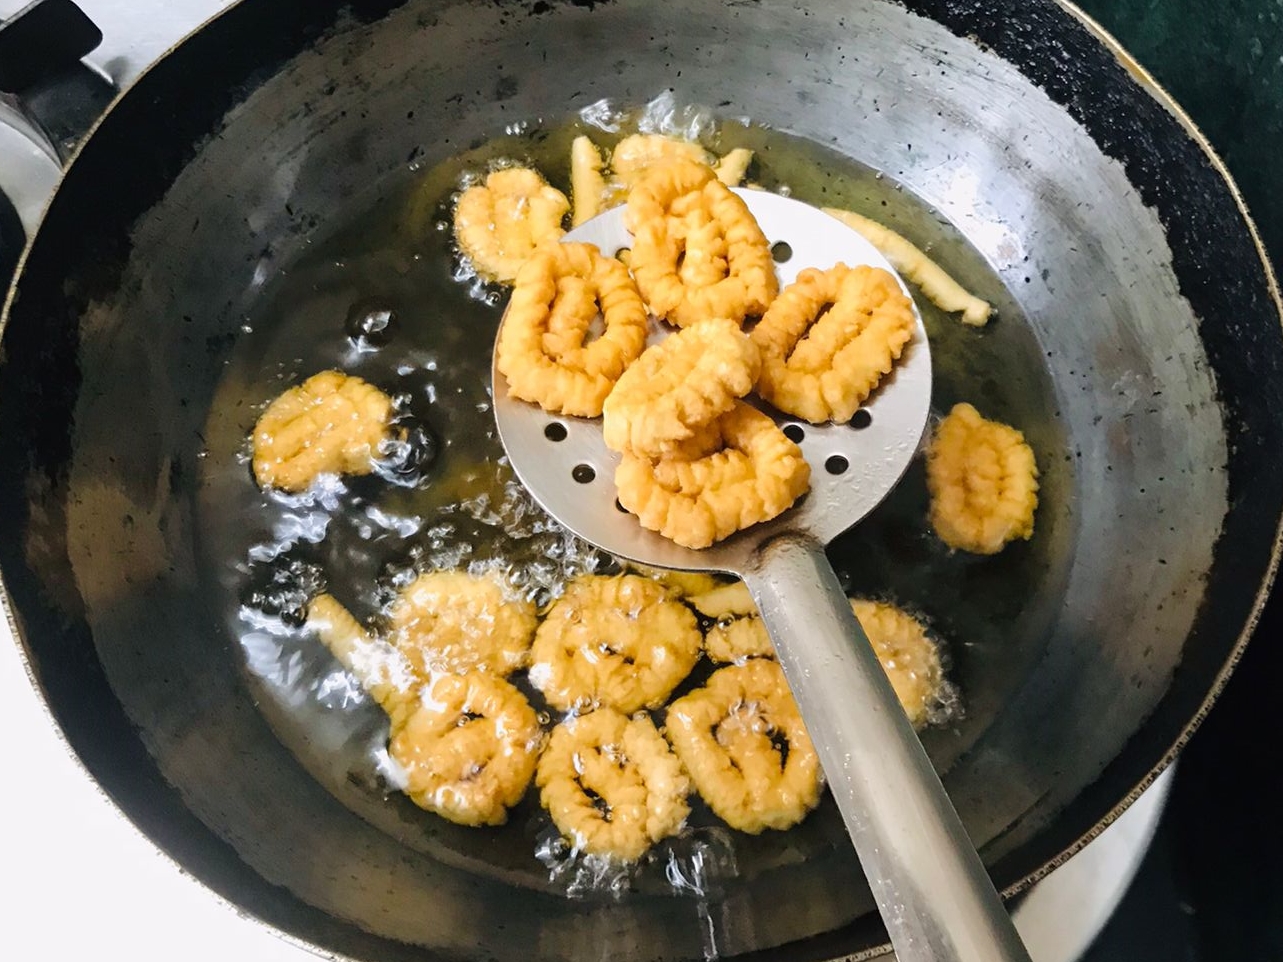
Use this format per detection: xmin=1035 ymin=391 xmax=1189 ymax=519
xmin=2 ymin=1 xmax=1281 ymax=960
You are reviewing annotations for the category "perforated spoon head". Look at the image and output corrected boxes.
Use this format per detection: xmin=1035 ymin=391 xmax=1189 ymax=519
xmin=492 ymin=190 xmax=932 ymax=574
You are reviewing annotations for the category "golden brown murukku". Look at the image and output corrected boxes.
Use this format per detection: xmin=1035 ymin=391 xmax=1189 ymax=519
xmin=495 ymin=241 xmax=648 ymax=417
xmin=823 ymin=207 xmax=992 ymax=326
xmin=627 ymin=565 xmax=722 ymax=601
xmin=528 ymin=574 xmax=702 ymax=713
xmin=615 ymin=402 xmax=810 ymax=549
xmin=925 ymin=402 xmax=1039 ymax=554
xmin=714 ymin=148 xmax=754 ymax=187
xmin=388 ymin=570 xmax=537 ymax=677
xmin=849 ymin=599 xmax=945 ymax=729
xmin=537 ymin=709 xmax=690 ymax=861
xmin=602 ymin=317 xmax=761 ymax=458
xmin=752 ymin=263 xmax=915 ymax=424
xmin=252 ymin=371 xmax=393 ymax=493
xmin=705 ymin=616 xmax=774 ymax=663
xmin=625 ymin=160 xmax=777 ymax=328
xmin=453 ymin=167 xmax=569 ymax=283
xmin=389 ymin=671 xmax=542 ymax=826
xmin=665 ymin=659 xmax=821 ymax=833
xmin=688 ymin=580 xmax=756 ymax=619
xmin=612 ymin=133 xmax=713 ymax=186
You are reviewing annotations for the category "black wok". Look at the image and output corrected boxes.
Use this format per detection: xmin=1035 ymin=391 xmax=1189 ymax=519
xmin=1 ymin=1 xmax=1281 ymax=960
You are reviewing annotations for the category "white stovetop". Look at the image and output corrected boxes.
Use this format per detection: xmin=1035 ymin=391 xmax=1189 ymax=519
xmin=0 ymin=1 xmax=1171 ymax=959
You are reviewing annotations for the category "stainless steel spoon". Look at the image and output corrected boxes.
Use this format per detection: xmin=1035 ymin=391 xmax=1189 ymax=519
xmin=493 ymin=190 xmax=1031 ymax=962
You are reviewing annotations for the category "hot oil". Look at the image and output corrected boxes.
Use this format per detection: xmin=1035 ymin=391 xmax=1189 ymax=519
xmin=197 ymin=98 xmax=1070 ymax=905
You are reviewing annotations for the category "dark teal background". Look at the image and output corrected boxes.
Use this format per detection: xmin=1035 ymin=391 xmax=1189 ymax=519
xmin=1079 ymin=0 xmax=1282 ymax=269
xmin=1072 ymin=8 xmax=1281 ymax=959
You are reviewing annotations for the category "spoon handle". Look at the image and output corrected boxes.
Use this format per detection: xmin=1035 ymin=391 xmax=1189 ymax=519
xmin=742 ymin=533 xmax=1031 ymax=962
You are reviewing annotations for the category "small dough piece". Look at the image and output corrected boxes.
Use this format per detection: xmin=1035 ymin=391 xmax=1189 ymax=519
xmin=602 ymin=318 xmax=761 ymax=458
xmin=628 ymin=565 xmax=722 ymax=600
xmin=665 ymin=659 xmax=821 ymax=833
xmin=705 ymin=615 xmax=774 ymax=663
xmin=626 ymin=160 xmax=778 ymax=328
xmin=307 ymin=593 xmax=420 ymax=730
xmin=752 ymin=263 xmax=915 ymax=423
xmin=849 ymin=599 xmax=946 ymax=729
xmin=252 ymin=370 xmax=394 ymax=493
xmin=496 ymin=241 xmax=648 ymax=417
xmin=615 ymin=402 xmax=811 ymax=549
xmin=454 ymin=167 xmax=570 ymax=283
xmin=688 ymin=581 xmax=756 ymax=619
xmin=823 ymin=206 xmax=992 ymax=326
xmin=529 ymin=574 xmax=702 ymax=713
xmin=714 ymin=148 xmax=754 ymax=187
xmin=612 ymin=133 xmax=713 ymax=186
xmin=926 ymin=402 xmax=1039 ymax=554
xmin=537 ymin=709 xmax=690 ymax=861
xmin=388 ymin=570 xmax=537 ymax=677
xmin=571 ymin=136 xmax=608 ymax=227
xmin=390 ymin=672 xmax=542 ymax=826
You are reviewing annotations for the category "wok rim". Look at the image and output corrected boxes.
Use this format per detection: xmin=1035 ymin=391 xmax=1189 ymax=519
xmin=1 ymin=0 xmax=1280 ymax=958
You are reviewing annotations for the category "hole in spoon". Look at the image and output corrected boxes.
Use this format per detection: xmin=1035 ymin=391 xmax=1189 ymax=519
xmin=825 ymin=455 xmax=850 ymax=476
xmin=783 ymin=424 xmax=805 ymax=443
xmin=851 ymin=410 xmax=872 ymax=430
xmin=614 ymin=246 xmax=631 ymax=261
xmin=615 ymin=498 xmax=628 ymax=513
xmin=544 ymin=422 xmax=568 ymax=442
xmin=572 ymin=464 xmax=596 ymax=484
xmin=771 ymin=241 xmax=793 ymax=263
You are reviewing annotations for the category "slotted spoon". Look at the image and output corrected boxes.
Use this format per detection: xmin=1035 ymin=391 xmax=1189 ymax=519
xmin=493 ymin=190 xmax=1031 ymax=962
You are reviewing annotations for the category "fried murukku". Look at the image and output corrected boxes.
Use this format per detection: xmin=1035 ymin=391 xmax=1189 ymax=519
xmin=454 ymin=167 xmax=570 ymax=283
xmin=389 ymin=671 xmax=542 ymax=826
xmin=611 ymin=133 xmax=713 ymax=186
xmin=823 ymin=207 xmax=992 ymax=326
xmin=626 ymin=160 xmax=777 ymax=328
xmin=601 ymin=317 xmax=762 ymax=458
xmin=570 ymin=136 xmax=608 ymax=227
xmin=252 ymin=370 xmax=394 ymax=493
xmin=537 ymin=709 xmax=690 ymax=861
xmin=849 ymin=599 xmax=945 ymax=729
xmin=752 ymin=263 xmax=915 ymax=424
xmin=925 ymin=402 xmax=1039 ymax=554
xmin=714 ymin=148 xmax=754 ymax=187
xmin=705 ymin=616 xmax=774 ymax=663
xmin=388 ymin=570 xmax=537 ymax=677
xmin=615 ymin=402 xmax=810 ymax=549
xmin=688 ymin=580 xmax=756 ymax=619
xmin=495 ymin=241 xmax=648 ymax=417
xmin=665 ymin=659 xmax=821 ymax=833
xmin=528 ymin=574 xmax=702 ymax=713
xmin=306 ymin=593 xmax=420 ymax=731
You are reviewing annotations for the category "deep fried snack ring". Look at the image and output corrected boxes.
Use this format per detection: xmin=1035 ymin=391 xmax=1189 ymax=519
xmin=615 ymin=402 xmax=810 ymax=549
xmin=849 ymin=599 xmax=945 ymax=729
xmin=307 ymin=593 xmax=420 ymax=730
xmin=453 ymin=167 xmax=570 ymax=283
xmin=529 ymin=574 xmax=702 ymax=713
xmin=926 ymin=402 xmax=1039 ymax=554
xmin=612 ymin=133 xmax=713 ymax=186
xmin=388 ymin=570 xmax=537 ymax=677
xmin=496 ymin=241 xmax=648 ymax=417
xmin=824 ymin=207 xmax=992 ymax=326
xmin=602 ymin=318 xmax=762 ymax=458
xmin=665 ymin=659 xmax=821 ymax=833
xmin=626 ymin=160 xmax=777 ymax=328
xmin=537 ymin=709 xmax=690 ymax=861
xmin=389 ymin=671 xmax=542 ymax=826
xmin=252 ymin=370 xmax=394 ymax=493
xmin=570 ymin=136 xmax=608 ymax=227
xmin=752 ymin=263 xmax=915 ymax=424
xmin=688 ymin=580 xmax=755 ymax=619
